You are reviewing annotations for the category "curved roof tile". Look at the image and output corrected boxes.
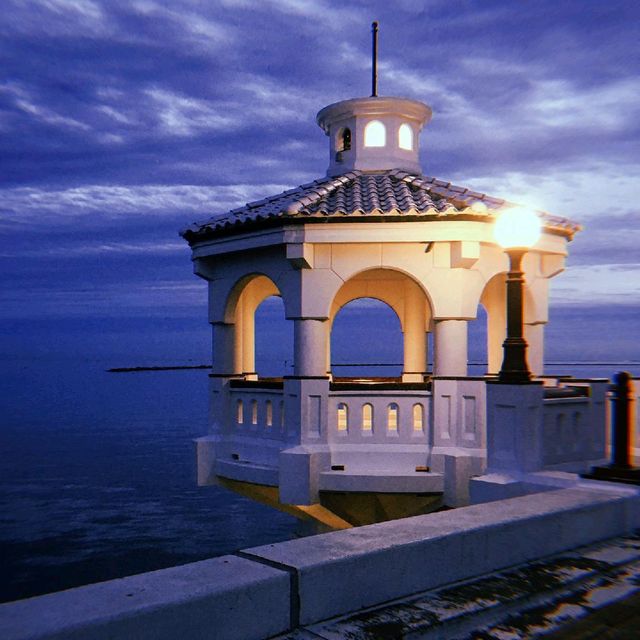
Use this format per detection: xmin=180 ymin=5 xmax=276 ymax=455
xmin=181 ymin=169 xmax=580 ymax=243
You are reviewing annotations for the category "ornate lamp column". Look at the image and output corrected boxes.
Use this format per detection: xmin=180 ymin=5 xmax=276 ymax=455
xmin=494 ymin=207 xmax=541 ymax=384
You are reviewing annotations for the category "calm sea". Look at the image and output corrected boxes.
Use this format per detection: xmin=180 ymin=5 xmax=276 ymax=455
xmin=1 ymin=353 xmax=638 ymax=604
xmin=0 ymin=359 xmax=299 ymax=604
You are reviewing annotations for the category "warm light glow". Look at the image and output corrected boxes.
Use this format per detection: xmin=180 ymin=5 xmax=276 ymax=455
xmin=398 ymin=123 xmax=413 ymax=150
xmin=337 ymin=403 xmax=348 ymax=431
xmin=364 ymin=120 xmax=386 ymax=147
xmin=494 ymin=207 xmax=542 ymax=249
xmin=412 ymin=403 xmax=423 ymax=431
xmin=362 ymin=403 xmax=373 ymax=431
xmin=387 ymin=403 xmax=398 ymax=431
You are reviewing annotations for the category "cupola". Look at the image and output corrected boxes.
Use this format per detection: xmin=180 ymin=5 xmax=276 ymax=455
xmin=316 ymin=96 xmax=432 ymax=177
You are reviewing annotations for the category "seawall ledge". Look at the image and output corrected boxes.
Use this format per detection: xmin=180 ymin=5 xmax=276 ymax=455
xmin=1 ymin=485 xmax=639 ymax=639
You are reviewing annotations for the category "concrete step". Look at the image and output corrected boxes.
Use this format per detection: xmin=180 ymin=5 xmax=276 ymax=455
xmin=277 ymin=531 xmax=640 ymax=639
xmin=319 ymin=469 xmax=444 ymax=493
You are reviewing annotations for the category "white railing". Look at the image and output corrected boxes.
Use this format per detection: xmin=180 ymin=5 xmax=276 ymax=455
xmin=228 ymin=387 xmax=287 ymax=442
xmin=542 ymin=396 xmax=605 ymax=467
xmin=327 ymin=389 xmax=431 ymax=444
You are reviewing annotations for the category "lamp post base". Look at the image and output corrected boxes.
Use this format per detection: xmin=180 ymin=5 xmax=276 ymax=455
xmin=583 ymin=465 xmax=640 ymax=486
xmin=497 ymin=337 xmax=532 ymax=384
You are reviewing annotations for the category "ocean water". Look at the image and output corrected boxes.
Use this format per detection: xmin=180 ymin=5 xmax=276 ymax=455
xmin=0 ymin=360 xmax=298 ymax=604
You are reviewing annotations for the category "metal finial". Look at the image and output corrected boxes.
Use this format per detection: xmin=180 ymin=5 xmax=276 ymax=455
xmin=371 ymin=21 xmax=379 ymax=97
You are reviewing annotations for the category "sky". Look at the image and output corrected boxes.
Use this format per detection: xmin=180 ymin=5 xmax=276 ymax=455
xmin=1 ymin=0 xmax=639 ymax=365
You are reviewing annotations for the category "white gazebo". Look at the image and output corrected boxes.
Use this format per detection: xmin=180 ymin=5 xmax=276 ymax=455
xmin=181 ymin=93 xmax=607 ymax=529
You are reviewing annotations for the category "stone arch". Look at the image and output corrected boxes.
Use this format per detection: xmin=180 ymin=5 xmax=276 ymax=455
xmin=223 ymin=273 xmax=285 ymax=378
xmin=223 ymin=273 xmax=280 ymax=324
xmin=328 ymin=268 xmax=432 ymax=381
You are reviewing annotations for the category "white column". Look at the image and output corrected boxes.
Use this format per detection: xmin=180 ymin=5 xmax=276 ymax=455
xmin=403 ymin=285 xmax=427 ymax=382
xmin=525 ymin=322 xmax=545 ymax=377
xmin=233 ymin=304 xmax=243 ymax=375
xmin=434 ymin=319 xmax=468 ymax=377
xmin=293 ymin=318 xmax=328 ymax=377
xmin=211 ymin=322 xmax=236 ymax=375
xmin=325 ymin=320 xmax=333 ymax=377
xmin=241 ymin=292 xmax=256 ymax=379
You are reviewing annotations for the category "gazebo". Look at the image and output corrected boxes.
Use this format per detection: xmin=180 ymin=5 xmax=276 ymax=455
xmin=181 ymin=92 xmax=603 ymax=529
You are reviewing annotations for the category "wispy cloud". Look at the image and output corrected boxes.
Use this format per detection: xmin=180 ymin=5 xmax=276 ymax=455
xmin=1 ymin=82 xmax=92 ymax=131
xmin=0 ymin=183 xmax=290 ymax=222
xmin=146 ymin=88 xmax=239 ymax=136
xmin=0 ymin=240 xmax=186 ymax=259
xmin=551 ymin=264 xmax=640 ymax=305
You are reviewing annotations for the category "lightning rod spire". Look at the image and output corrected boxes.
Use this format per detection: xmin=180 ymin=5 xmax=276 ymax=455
xmin=371 ymin=21 xmax=379 ymax=97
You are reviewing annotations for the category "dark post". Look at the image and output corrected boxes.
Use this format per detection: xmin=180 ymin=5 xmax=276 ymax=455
xmin=498 ymin=248 xmax=532 ymax=383
xmin=371 ymin=21 xmax=379 ymax=97
xmin=611 ymin=371 xmax=632 ymax=469
xmin=584 ymin=370 xmax=638 ymax=483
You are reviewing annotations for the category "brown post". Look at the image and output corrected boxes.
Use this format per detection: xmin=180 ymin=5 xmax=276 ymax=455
xmin=611 ymin=371 xmax=633 ymax=468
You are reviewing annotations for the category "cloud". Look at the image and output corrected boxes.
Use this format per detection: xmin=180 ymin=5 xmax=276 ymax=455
xmin=0 ymin=183 xmax=290 ymax=223
xmin=145 ymin=88 xmax=239 ymax=136
xmin=0 ymin=0 xmax=638 ymax=326
xmin=3 ymin=0 xmax=110 ymax=37
xmin=527 ymin=77 xmax=640 ymax=131
xmin=550 ymin=264 xmax=640 ymax=305
xmin=1 ymin=82 xmax=92 ymax=131
xmin=0 ymin=240 xmax=186 ymax=259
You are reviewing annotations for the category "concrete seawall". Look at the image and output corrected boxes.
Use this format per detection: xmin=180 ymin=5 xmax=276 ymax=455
xmin=2 ymin=485 xmax=639 ymax=640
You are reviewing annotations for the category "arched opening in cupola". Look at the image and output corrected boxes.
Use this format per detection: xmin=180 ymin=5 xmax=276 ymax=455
xmin=398 ymin=123 xmax=413 ymax=150
xmin=364 ymin=120 xmax=386 ymax=147
xmin=336 ymin=127 xmax=351 ymax=152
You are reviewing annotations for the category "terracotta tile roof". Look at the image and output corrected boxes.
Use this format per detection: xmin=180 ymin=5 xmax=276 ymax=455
xmin=181 ymin=169 xmax=580 ymax=243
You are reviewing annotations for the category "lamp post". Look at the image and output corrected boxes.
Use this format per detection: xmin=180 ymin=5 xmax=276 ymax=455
xmin=494 ymin=207 xmax=542 ymax=384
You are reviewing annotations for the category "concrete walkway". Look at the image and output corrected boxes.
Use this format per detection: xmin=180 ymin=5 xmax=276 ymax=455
xmin=277 ymin=531 xmax=640 ymax=639
xmin=545 ymin=591 xmax=640 ymax=639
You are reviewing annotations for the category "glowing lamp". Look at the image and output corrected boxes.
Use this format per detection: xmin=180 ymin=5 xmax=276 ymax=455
xmin=494 ymin=207 xmax=541 ymax=249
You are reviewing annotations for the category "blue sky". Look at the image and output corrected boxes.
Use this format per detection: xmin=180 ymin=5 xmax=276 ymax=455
xmin=1 ymin=0 xmax=639 ymax=364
